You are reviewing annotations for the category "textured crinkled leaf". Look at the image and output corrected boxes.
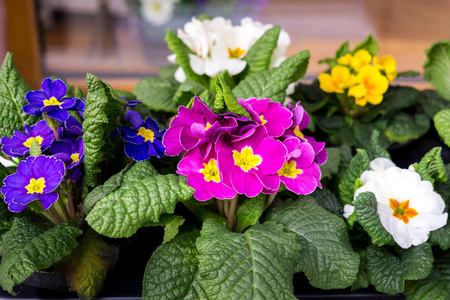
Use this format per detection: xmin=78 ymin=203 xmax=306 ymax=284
xmin=162 ymin=216 xmax=185 ymax=244
xmin=384 ymin=113 xmax=430 ymax=144
xmin=354 ymin=192 xmax=395 ymax=246
xmin=339 ymin=149 xmax=370 ymax=205
xmin=266 ymin=197 xmax=359 ymax=289
xmin=198 ymin=89 xmax=214 ymax=108
xmin=351 ymin=251 xmax=369 ymax=291
xmin=235 ymin=194 xmax=266 ymax=233
xmin=57 ymin=229 xmax=118 ymax=300
xmin=314 ymin=114 xmax=346 ymax=134
xmin=86 ymin=161 xmax=194 ymax=238
xmin=429 ymin=222 xmax=450 ymax=250
xmin=83 ymin=163 xmax=134 ymax=214
xmin=134 ymin=77 xmax=179 ymax=113
xmin=434 ymin=109 xmax=450 ymax=148
xmin=365 ymin=245 xmax=404 ymax=295
xmin=113 ymin=89 xmax=136 ymax=101
xmin=311 ymin=188 xmax=343 ymax=217
xmin=0 ymin=53 xmax=39 ymax=137
xmin=29 ymin=139 xmax=42 ymax=157
xmin=197 ymin=219 xmax=299 ymax=300
xmin=424 ymin=40 xmax=450 ymax=101
xmin=0 ymin=218 xmax=82 ymax=294
xmin=244 ymin=26 xmax=281 ymax=75
xmin=319 ymin=147 xmax=340 ymax=179
xmin=214 ymin=75 xmax=250 ymax=117
xmin=232 ymin=70 xmax=271 ymax=100
xmin=380 ymin=86 xmax=420 ymax=111
xmin=417 ymin=147 xmax=447 ymax=184
xmin=83 ymin=73 xmax=126 ymax=192
xmin=143 ymin=229 xmax=207 ymax=300
xmin=165 ymin=30 xmax=208 ymax=87
xmin=399 ymin=242 xmax=433 ymax=281
xmin=419 ymin=90 xmax=450 ymax=119
xmin=174 ymin=80 xmax=207 ymax=107
xmin=366 ymin=129 xmax=390 ymax=160
xmin=404 ymin=251 xmax=450 ymax=300
xmin=352 ymin=35 xmax=379 ymax=56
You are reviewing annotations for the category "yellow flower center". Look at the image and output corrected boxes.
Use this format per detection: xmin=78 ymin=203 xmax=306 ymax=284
xmin=389 ymin=198 xmax=419 ymax=224
xmin=233 ymin=146 xmax=261 ymax=172
xmin=294 ymin=126 xmax=304 ymax=139
xmin=23 ymin=136 xmax=44 ymax=148
xmin=200 ymin=159 xmax=221 ymax=183
xmin=278 ymin=161 xmax=302 ymax=178
xmin=152 ymin=2 xmax=161 ymax=12
xmin=43 ymin=96 xmax=62 ymax=106
xmin=205 ymin=122 xmax=212 ymax=131
xmin=137 ymin=127 xmax=155 ymax=142
xmin=228 ymin=47 xmax=246 ymax=59
xmin=71 ymin=153 xmax=80 ymax=164
xmin=25 ymin=177 xmax=46 ymax=194
xmin=259 ymin=115 xmax=267 ymax=125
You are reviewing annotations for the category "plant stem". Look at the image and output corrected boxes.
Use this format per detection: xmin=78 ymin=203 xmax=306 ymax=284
xmin=217 ymin=199 xmax=224 ymax=218
xmin=65 ymin=192 xmax=77 ymax=220
xmin=39 ymin=210 xmax=59 ymax=226
xmin=47 ymin=207 xmax=63 ymax=224
xmin=43 ymin=113 xmax=60 ymax=140
xmin=264 ymin=192 xmax=278 ymax=211
xmin=52 ymin=196 xmax=70 ymax=222
xmin=226 ymin=195 xmax=239 ymax=231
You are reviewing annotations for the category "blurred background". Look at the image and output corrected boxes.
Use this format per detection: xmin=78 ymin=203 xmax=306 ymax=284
xmin=1 ymin=0 xmax=449 ymax=91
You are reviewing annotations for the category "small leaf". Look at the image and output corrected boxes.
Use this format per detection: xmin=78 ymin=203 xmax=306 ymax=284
xmin=235 ymin=194 xmax=266 ymax=233
xmin=434 ymin=109 xmax=450 ymax=147
xmin=162 ymin=216 xmax=185 ymax=244
xmin=352 ymin=35 xmax=379 ymax=56
xmin=174 ymin=80 xmax=207 ymax=107
xmin=399 ymin=242 xmax=433 ymax=281
xmin=335 ymin=41 xmax=350 ymax=58
xmin=339 ymin=149 xmax=370 ymax=205
xmin=366 ymin=129 xmax=391 ymax=161
xmin=424 ymin=40 xmax=450 ymax=100
xmin=57 ymin=229 xmax=119 ymax=300
xmin=266 ymin=197 xmax=359 ymax=289
xmin=417 ymin=147 xmax=447 ymax=184
xmin=197 ymin=219 xmax=300 ymax=300
xmin=134 ymin=77 xmax=179 ymax=113
xmin=319 ymin=147 xmax=340 ymax=179
xmin=214 ymin=75 xmax=250 ymax=118
xmin=244 ymin=26 xmax=281 ymax=75
xmin=29 ymin=139 xmax=42 ymax=157
xmin=353 ymin=192 xmax=395 ymax=246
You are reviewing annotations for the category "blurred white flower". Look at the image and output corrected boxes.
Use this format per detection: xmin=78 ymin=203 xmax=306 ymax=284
xmin=140 ymin=0 xmax=179 ymax=26
xmin=354 ymin=157 xmax=448 ymax=249
xmin=343 ymin=204 xmax=355 ymax=219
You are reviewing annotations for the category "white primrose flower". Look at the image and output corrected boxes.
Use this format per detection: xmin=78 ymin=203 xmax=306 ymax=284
xmin=140 ymin=0 xmax=179 ymax=26
xmin=343 ymin=204 xmax=355 ymax=219
xmin=354 ymin=157 xmax=448 ymax=249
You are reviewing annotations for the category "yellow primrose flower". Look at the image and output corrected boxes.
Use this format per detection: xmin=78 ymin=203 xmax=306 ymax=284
xmin=374 ymin=55 xmax=397 ymax=82
xmin=337 ymin=49 xmax=372 ymax=72
xmin=318 ymin=65 xmax=358 ymax=94
xmin=348 ymin=65 xmax=389 ymax=106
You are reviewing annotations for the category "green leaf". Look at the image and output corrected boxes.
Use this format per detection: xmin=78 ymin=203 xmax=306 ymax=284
xmin=336 ymin=41 xmax=350 ymax=58
xmin=417 ymin=147 xmax=447 ymax=184
xmin=353 ymin=192 xmax=395 ymax=246
xmin=134 ymin=77 xmax=179 ymax=113
xmin=0 ymin=218 xmax=82 ymax=294
xmin=318 ymin=58 xmax=338 ymax=68
xmin=82 ymin=73 xmax=126 ymax=192
xmin=86 ymin=160 xmax=194 ymax=238
xmin=399 ymin=242 xmax=433 ymax=281
xmin=57 ymin=229 xmax=119 ymax=300
xmin=197 ymin=219 xmax=300 ymax=300
xmin=232 ymin=70 xmax=271 ymax=101
xmin=419 ymin=89 xmax=450 ymax=119
xmin=429 ymin=222 xmax=450 ymax=250
xmin=143 ymin=229 xmax=207 ymax=300
xmin=319 ymin=147 xmax=340 ymax=179
xmin=404 ymin=251 xmax=450 ymax=299
xmin=113 ymin=89 xmax=136 ymax=101
xmin=29 ymin=139 xmax=42 ymax=157
xmin=351 ymin=251 xmax=369 ymax=291
xmin=158 ymin=65 xmax=178 ymax=80
xmin=380 ymin=86 xmax=421 ymax=111
xmin=266 ymin=197 xmax=359 ymax=289
xmin=174 ymin=80 xmax=207 ymax=107
xmin=244 ymin=26 xmax=281 ymax=75
xmin=165 ymin=30 xmax=208 ymax=87
xmin=352 ymin=35 xmax=379 ymax=56
xmin=366 ymin=129 xmax=391 ymax=161
xmin=0 ymin=52 xmax=39 ymax=138
xmin=162 ymin=216 xmax=185 ymax=244
xmin=235 ymin=194 xmax=266 ymax=233
xmin=311 ymin=188 xmax=343 ymax=217
xmin=434 ymin=109 xmax=450 ymax=147
xmin=424 ymin=40 xmax=450 ymax=100
xmin=339 ymin=149 xmax=370 ymax=205
xmin=214 ymin=75 xmax=250 ymax=117
xmin=384 ymin=113 xmax=430 ymax=144
xmin=397 ymin=71 xmax=420 ymax=78
xmin=198 ymin=89 xmax=214 ymax=108
xmin=365 ymin=245 xmax=404 ymax=294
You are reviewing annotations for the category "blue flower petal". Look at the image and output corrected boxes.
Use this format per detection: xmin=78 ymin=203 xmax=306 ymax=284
xmin=6 ymin=201 xmax=27 ymax=213
xmin=60 ymin=98 xmax=76 ymax=109
xmin=125 ymin=111 xmax=144 ymax=131
xmin=25 ymin=91 xmax=47 ymax=105
xmin=124 ymin=142 xmax=150 ymax=161
xmin=144 ymin=117 xmax=161 ymax=132
xmin=120 ymin=127 xmax=145 ymax=144
xmin=40 ymin=78 xmax=53 ymax=97
xmin=23 ymin=104 xmax=42 ymax=116
xmin=47 ymin=109 xmax=69 ymax=122
xmin=41 ymin=105 xmax=61 ymax=112
xmin=42 ymin=78 xmax=66 ymax=100
xmin=39 ymin=192 xmax=59 ymax=210
xmin=151 ymin=139 xmax=166 ymax=158
xmin=67 ymin=98 xmax=85 ymax=111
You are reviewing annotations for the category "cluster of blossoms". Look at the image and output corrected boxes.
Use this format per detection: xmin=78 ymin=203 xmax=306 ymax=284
xmin=344 ymin=157 xmax=448 ymax=249
xmin=318 ymin=49 xmax=397 ymax=106
xmin=1 ymin=78 xmax=85 ymax=213
xmin=163 ymin=97 xmax=326 ymax=201
xmin=168 ymin=16 xmax=291 ymax=83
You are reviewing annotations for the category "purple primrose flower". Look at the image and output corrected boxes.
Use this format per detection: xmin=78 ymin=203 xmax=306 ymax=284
xmin=1 ymin=156 xmax=65 ymax=212
xmin=23 ymin=78 xmax=85 ymax=122
xmin=1 ymin=120 xmax=55 ymax=157
xmin=282 ymin=102 xmax=310 ymax=140
xmin=58 ymin=115 xmax=83 ymax=139
xmin=50 ymin=137 xmax=84 ymax=169
xmin=121 ymin=111 xmax=166 ymax=161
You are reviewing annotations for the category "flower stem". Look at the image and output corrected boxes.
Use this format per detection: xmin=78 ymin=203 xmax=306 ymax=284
xmin=39 ymin=210 xmax=59 ymax=226
xmin=52 ymin=196 xmax=70 ymax=222
xmin=47 ymin=207 xmax=63 ymax=224
xmin=264 ymin=192 xmax=278 ymax=211
xmin=226 ymin=195 xmax=239 ymax=231
xmin=65 ymin=192 xmax=77 ymax=220
xmin=217 ymin=199 xmax=224 ymax=218
xmin=43 ymin=113 xmax=60 ymax=140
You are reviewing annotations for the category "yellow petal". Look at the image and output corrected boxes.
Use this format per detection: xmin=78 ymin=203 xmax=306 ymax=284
xmin=318 ymin=73 xmax=339 ymax=93
xmin=337 ymin=53 xmax=352 ymax=66
xmin=348 ymin=83 xmax=367 ymax=99
xmin=365 ymin=94 xmax=383 ymax=105
xmin=331 ymin=65 xmax=350 ymax=83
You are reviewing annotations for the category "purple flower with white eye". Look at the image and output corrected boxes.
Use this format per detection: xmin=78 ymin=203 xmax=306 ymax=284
xmin=277 ymin=137 xmax=321 ymax=195
xmin=1 ymin=120 xmax=55 ymax=157
xmin=120 ymin=111 xmax=166 ymax=161
xmin=23 ymin=78 xmax=85 ymax=122
xmin=50 ymin=137 xmax=84 ymax=170
xmin=1 ymin=156 xmax=65 ymax=212
xmin=238 ymin=97 xmax=292 ymax=137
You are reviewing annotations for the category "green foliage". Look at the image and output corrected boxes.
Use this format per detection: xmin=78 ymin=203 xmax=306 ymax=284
xmin=424 ymin=40 xmax=450 ymax=100
xmin=429 ymin=222 xmax=450 ymax=250
xmin=143 ymin=229 xmax=206 ymax=300
xmin=134 ymin=77 xmax=179 ymax=113
xmin=82 ymin=74 xmax=126 ymax=192
xmin=162 ymin=216 xmax=185 ymax=244
xmin=86 ymin=160 xmax=194 ymax=238
xmin=399 ymin=243 xmax=433 ymax=281
xmin=351 ymin=251 xmax=369 ymax=291
xmin=353 ymin=192 xmax=395 ymax=246
xmin=244 ymin=26 xmax=281 ymax=75
xmin=113 ymin=89 xmax=136 ymax=101
xmin=0 ymin=52 xmax=38 ymax=138
xmin=397 ymin=71 xmax=420 ymax=78
xmin=311 ymin=188 xmax=343 ymax=217
xmin=434 ymin=109 xmax=450 ymax=147
xmin=366 ymin=129 xmax=391 ymax=161
xmin=419 ymin=90 xmax=450 ymax=119
xmin=214 ymin=75 xmax=250 ymax=118
xmin=384 ymin=113 xmax=430 ymax=144
xmin=57 ymin=229 xmax=119 ymax=300
xmin=235 ymin=194 xmax=266 ymax=233
xmin=266 ymin=197 xmax=359 ymax=289
xmin=158 ymin=65 xmax=178 ymax=80
xmin=0 ymin=218 xmax=82 ymax=294
xmin=417 ymin=147 xmax=447 ymax=184
xmin=380 ymin=86 xmax=421 ymax=111
xmin=29 ymin=139 xmax=42 ymax=157
xmin=352 ymin=35 xmax=379 ymax=56
xmin=339 ymin=149 xmax=370 ymax=205
xmin=319 ymin=147 xmax=340 ymax=179
xmin=335 ymin=41 xmax=350 ymax=58
xmin=197 ymin=219 xmax=300 ymax=300
xmin=174 ymin=80 xmax=208 ymax=107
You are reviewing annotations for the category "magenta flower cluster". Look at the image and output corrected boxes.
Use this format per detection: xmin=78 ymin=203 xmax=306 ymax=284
xmin=163 ymin=97 xmax=326 ymax=201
